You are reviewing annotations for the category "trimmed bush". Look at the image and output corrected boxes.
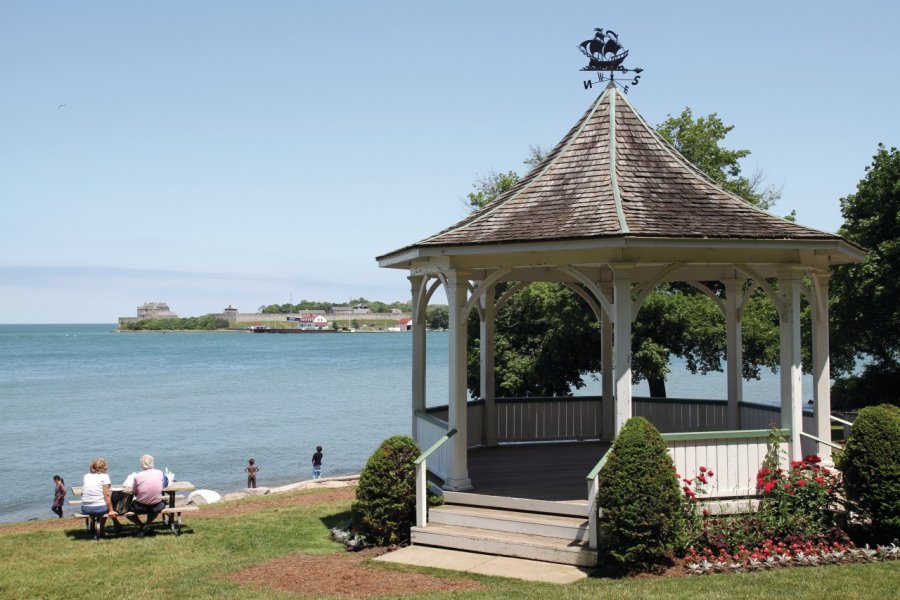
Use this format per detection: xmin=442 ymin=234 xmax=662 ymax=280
xmin=351 ymin=435 xmax=421 ymax=545
xmin=597 ymin=417 xmax=685 ymax=570
xmin=839 ymin=403 xmax=900 ymax=540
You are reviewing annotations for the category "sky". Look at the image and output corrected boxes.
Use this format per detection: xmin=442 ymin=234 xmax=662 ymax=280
xmin=2 ymin=1 xmax=898 ymax=324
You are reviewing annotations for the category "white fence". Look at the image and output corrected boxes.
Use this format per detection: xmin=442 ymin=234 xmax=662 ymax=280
xmin=664 ymin=430 xmax=789 ymax=498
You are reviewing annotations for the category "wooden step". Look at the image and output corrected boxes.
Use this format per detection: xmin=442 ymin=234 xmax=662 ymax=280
xmin=412 ymin=522 xmax=597 ymax=567
xmin=442 ymin=491 xmax=589 ymax=517
xmin=428 ymin=504 xmax=588 ymax=541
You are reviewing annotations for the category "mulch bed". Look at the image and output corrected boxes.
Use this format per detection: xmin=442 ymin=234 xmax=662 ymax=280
xmin=231 ymin=547 xmax=484 ymax=597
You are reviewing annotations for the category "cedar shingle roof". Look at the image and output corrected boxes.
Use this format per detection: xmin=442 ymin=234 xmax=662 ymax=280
xmin=384 ymin=85 xmax=844 ymax=257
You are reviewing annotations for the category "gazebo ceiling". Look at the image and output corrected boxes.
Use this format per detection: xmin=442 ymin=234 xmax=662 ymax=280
xmin=378 ymin=85 xmax=864 ymax=272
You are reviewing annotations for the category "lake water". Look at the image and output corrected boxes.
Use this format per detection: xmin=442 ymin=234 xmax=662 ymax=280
xmin=0 ymin=324 xmax=806 ymax=524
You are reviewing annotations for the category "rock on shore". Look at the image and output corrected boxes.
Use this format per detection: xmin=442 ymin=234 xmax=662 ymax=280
xmin=185 ymin=475 xmax=359 ymax=506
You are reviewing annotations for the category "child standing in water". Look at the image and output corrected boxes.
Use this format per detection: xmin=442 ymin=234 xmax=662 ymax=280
xmin=245 ymin=458 xmax=259 ymax=488
xmin=312 ymin=446 xmax=323 ymax=479
xmin=51 ymin=475 xmax=66 ymax=518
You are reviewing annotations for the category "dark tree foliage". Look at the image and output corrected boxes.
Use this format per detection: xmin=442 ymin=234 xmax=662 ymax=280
xmin=632 ymin=286 xmax=725 ymax=398
xmin=121 ymin=315 xmax=228 ymax=330
xmin=838 ymin=404 xmax=900 ymax=540
xmin=597 ymin=417 xmax=685 ymax=570
xmin=830 ymin=145 xmax=900 ymax=409
xmin=467 ymin=283 xmax=601 ymax=397
xmin=351 ymin=435 xmax=421 ymax=546
xmin=425 ymin=305 xmax=449 ymax=330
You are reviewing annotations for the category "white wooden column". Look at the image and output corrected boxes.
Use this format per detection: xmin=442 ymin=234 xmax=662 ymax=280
xmin=479 ymin=284 xmax=497 ymax=447
xmin=811 ymin=273 xmax=833 ymax=463
xmin=600 ymin=283 xmax=615 ymax=441
xmin=445 ymin=272 xmax=472 ymax=490
xmin=779 ymin=273 xmax=803 ymax=460
xmin=409 ymin=275 xmax=426 ymax=441
xmin=724 ymin=279 xmax=744 ymax=430
xmin=612 ymin=269 xmax=634 ymax=435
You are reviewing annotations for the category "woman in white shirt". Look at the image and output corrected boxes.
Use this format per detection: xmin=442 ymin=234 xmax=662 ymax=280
xmin=80 ymin=458 xmax=120 ymax=536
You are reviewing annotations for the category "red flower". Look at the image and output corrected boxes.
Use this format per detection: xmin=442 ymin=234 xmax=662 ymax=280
xmin=763 ymin=481 xmax=777 ymax=493
xmin=797 ymin=479 xmax=807 ymax=487
xmin=707 ymin=471 xmax=714 ymax=477
xmin=699 ymin=466 xmax=707 ymax=473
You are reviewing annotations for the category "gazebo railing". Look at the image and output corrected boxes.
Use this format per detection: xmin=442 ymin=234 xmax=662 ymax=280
xmin=662 ymin=429 xmax=790 ymax=497
xmin=425 ymin=397 xmax=816 ymax=452
xmin=415 ymin=411 xmax=452 ymax=481
xmin=495 ymin=396 xmax=603 ymax=442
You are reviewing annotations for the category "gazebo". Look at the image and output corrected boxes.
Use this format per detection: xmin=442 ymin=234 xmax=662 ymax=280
xmin=377 ymin=83 xmax=862 ymax=516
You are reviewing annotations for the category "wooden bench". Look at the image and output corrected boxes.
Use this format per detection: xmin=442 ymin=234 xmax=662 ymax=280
xmin=160 ymin=505 xmax=199 ymax=535
xmin=73 ymin=512 xmax=135 ymax=539
xmin=73 ymin=506 xmax=199 ymax=538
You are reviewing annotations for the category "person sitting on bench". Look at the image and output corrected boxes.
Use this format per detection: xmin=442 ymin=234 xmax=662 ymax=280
xmin=80 ymin=458 xmax=121 ymax=536
xmin=126 ymin=454 xmax=166 ymax=537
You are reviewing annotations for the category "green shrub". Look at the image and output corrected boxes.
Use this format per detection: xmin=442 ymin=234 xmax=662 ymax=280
xmin=839 ymin=403 xmax=900 ymax=540
xmin=351 ymin=435 xmax=421 ymax=545
xmin=597 ymin=417 xmax=685 ymax=570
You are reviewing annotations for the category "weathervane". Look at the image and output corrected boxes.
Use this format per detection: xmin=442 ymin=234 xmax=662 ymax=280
xmin=579 ymin=28 xmax=643 ymax=93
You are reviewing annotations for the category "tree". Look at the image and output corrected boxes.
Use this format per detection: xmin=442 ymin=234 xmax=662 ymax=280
xmin=425 ymin=305 xmax=449 ymax=330
xmin=465 ymin=146 xmax=547 ymax=211
xmin=830 ymin=145 xmax=900 ymax=408
xmin=466 ymin=170 xmax=520 ymax=211
xmin=657 ymin=108 xmax=781 ymax=210
xmin=467 ymin=283 xmax=602 ymax=397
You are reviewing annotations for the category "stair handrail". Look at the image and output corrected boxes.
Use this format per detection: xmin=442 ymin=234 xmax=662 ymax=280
xmin=413 ymin=427 xmax=458 ymax=528
xmin=830 ymin=415 xmax=854 ymax=427
xmin=585 ymin=448 xmax=612 ymax=550
xmin=800 ymin=430 xmax=844 ymax=450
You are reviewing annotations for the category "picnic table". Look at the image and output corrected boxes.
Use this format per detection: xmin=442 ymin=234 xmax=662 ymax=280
xmin=71 ymin=481 xmax=195 ymax=507
xmin=71 ymin=481 xmax=197 ymax=537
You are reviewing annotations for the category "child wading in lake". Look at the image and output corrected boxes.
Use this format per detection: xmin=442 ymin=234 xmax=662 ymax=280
xmin=312 ymin=446 xmax=323 ymax=479
xmin=245 ymin=458 xmax=259 ymax=488
xmin=51 ymin=475 xmax=66 ymax=518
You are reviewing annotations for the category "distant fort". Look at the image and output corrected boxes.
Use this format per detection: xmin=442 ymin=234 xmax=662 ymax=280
xmin=118 ymin=302 xmax=410 ymax=329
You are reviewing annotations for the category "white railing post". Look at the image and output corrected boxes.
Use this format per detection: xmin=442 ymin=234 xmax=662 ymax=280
xmin=415 ymin=460 xmax=427 ymax=528
xmin=588 ymin=476 xmax=600 ymax=549
xmin=585 ymin=449 xmax=611 ymax=551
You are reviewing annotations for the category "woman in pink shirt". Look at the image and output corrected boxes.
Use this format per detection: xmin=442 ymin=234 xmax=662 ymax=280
xmin=126 ymin=454 xmax=166 ymax=537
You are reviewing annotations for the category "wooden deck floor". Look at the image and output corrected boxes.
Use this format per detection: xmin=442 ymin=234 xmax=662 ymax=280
xmin=464 ymin=441 xmax=611 ymax=502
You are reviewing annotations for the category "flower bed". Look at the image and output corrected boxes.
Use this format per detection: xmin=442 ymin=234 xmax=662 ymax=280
xmin=684 ymin=541 xmax=899 ymax=575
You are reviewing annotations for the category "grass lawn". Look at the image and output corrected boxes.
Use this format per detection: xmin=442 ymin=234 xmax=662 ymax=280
xmin=1 ymin=488 xmax=898 ymax=599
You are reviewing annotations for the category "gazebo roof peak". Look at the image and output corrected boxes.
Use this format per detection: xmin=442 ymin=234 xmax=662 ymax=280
xmin=378 ymin=86 xmax=862 ymax=264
